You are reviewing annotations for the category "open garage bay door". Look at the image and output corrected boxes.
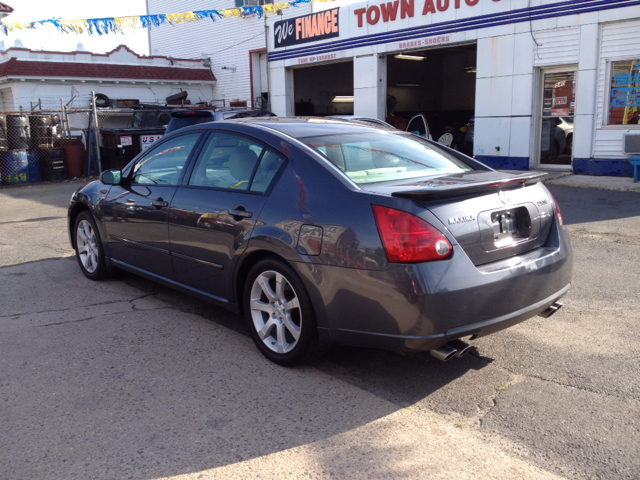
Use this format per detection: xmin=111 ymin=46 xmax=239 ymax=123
xmin=386 ymin=43 xmax=476 ymax=155
xmin=293 ymin=61 xmax=354 ymax=116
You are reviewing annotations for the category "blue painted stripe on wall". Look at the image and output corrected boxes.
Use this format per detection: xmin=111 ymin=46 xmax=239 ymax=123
xmin=475 ymin=156 xmax=530 ymax=171
xmin=572 ymin=159 xmax=634 ymax=176
xmin=471 ymin=158 xmax=634 ymax=176
xmin=269 ymin=0 xmax=640 ymax=61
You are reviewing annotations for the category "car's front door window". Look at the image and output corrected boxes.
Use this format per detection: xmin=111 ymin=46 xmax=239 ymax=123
xmin=132 ymin=133 xmax=201 ymax=185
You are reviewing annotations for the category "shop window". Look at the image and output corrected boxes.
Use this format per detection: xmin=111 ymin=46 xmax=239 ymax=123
xmin=608 ymin=60 xmax=640 ymax=125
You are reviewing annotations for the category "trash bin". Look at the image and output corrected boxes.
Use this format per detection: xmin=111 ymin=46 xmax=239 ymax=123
xmin=100 ymin=127 xmax=165 ymax=171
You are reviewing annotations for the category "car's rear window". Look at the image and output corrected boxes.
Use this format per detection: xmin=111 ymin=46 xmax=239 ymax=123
xmin=222 ymin=111 xmax=275 ymax=120
xmin=302 ymin=132 xmax=473 ymax=184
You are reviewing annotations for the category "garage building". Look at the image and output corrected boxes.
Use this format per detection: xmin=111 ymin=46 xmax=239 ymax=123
xmin=268 ymin=0 xmax=640 ymax=176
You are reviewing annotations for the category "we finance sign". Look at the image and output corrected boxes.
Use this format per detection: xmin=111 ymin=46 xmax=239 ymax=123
xmin=274 ymin=8 xmax=340 ymax=49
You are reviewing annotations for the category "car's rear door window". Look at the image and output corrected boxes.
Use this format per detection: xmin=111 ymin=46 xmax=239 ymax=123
xmin=188 ymin=133 xmax=284 ymax=193
xmin=132 ymin=133 xmax=201 ymax=185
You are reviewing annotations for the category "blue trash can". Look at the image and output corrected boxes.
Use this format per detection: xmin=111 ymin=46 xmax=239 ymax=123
xmin=1 ymin=150 xmax=29 ymax=185
xmin=27 ymin=151 xmax=41 ymax=182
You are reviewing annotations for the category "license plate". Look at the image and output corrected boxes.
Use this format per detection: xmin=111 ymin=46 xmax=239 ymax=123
xmin=490 ymin=208 xmax=531 ymax=247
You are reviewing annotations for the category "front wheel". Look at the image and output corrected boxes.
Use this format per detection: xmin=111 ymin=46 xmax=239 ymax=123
xmin=244 ymin=258 xmax=323 ymax=366
xmin=74 ymin=211 xmax=108 ymax=280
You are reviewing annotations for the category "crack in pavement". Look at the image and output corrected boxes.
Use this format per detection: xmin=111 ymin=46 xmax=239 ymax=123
xmin=38 ymin=316 xmax=97 ymax=327
xmin=491 ymin=363 xmax=639 ymax=405
xmin=474 ymin=374 xmax=527 ymax=424
xmin=0 ymin=294 xmax=159 ymax=318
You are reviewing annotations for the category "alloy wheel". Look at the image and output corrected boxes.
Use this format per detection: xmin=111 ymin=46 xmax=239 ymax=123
xmin=76 ymin=219 xmax=99 ymax=274
xmin=249 ymin=270 xmax=302 ymax=354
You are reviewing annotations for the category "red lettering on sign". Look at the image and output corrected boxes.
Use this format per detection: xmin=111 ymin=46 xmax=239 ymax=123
xmin=422 ymin=0 xmax=436 ymax=14
xmin=353 ymin=0 xmax=478 ymax=28
xmin=381 ymin=1 xmax=399 ymax=22
xmin=332 ymin=9 xmax=338 ymax=31
xmin=401 ymin=0 xmax=414 ymax=18
xmin=367 ymin=5 xmax=381 ymax=24
xmin=311 ymin=15 xmax=318 ymax=36
xmin=325 ymin=11 xmax=332 ymax=33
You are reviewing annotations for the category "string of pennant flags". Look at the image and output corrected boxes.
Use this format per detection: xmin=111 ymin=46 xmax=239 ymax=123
xmin=0 ymin=0 xmax=332 ymax=36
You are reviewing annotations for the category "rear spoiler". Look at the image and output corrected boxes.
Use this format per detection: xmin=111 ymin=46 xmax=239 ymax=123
xmin=391 ymin=172 xmax=548 ymax=201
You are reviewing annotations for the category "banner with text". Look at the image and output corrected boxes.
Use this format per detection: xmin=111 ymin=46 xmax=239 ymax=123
xmin=274 ymin=8 xmax=340 ymax=49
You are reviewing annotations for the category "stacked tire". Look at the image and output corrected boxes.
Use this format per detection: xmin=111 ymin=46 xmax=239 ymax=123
xmin=7 ymin=115 xmax=31 ymax=151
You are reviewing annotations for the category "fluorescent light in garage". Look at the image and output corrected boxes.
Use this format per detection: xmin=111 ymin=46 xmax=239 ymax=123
xmin=394 ymin=54 xmax=426 ymax=61
xmin=332 ymin=96 xmax=354 ymax=103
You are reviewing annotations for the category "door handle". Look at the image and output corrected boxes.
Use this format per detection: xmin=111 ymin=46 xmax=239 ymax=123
xmin=151 ymin=198 xmax=168 ymax=208
xmin=229 ymin=209 xmax=253 ymax=219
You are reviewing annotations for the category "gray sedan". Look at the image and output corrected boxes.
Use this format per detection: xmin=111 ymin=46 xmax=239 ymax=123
xmin=68 ymin=118 xmax=573 ymax=366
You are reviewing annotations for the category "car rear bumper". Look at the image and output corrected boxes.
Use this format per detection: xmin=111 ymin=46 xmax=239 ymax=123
xmin=298 ymin=222 xmax=573 ymax=352
xmin=330 ymin=283 xmax=570 ymax=352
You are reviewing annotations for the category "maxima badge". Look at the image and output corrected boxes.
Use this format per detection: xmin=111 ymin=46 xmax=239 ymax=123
xmin=448 ymin=215 xmax=475 ymax=225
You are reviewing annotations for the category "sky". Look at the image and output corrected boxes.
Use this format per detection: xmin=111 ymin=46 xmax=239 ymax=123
xmin=1 ymin=0 xmax=149 ymax=55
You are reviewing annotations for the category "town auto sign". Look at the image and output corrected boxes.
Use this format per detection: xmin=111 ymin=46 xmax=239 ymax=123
xmin=354 ymin=0 xmax=486 ymax=27
xmin=274 ymin=8 xmax=340 ymax=49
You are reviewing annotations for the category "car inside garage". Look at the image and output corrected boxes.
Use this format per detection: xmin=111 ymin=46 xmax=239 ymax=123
xmin=386 ymin=43 xmax=477 ymax=155
xmin=293 ymin=60 xmax=354 ymax=116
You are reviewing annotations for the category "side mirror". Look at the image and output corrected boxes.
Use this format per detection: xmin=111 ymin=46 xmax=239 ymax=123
xmin=100 ymin=169 xmax=122 ymax=185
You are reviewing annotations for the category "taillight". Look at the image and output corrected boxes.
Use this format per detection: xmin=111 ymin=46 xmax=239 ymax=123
xmin=372 ymin=205 xmax=452 ymax=263
xmin=549 ymin=194 xmax=564 ymax=227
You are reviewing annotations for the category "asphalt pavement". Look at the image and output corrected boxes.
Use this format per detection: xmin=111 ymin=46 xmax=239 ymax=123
xmin=1 ymin=174 xmax=639 ymax=479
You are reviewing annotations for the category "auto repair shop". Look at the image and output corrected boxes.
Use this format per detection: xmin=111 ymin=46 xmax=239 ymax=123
xmin=267 ymin=0 xmax=640 ymax=176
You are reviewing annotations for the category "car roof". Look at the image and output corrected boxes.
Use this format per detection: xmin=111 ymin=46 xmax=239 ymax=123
xmin=210 ymin=117 xmax=391 ymax=138
xmin=170 ymin=108 xmax=269 ymax=116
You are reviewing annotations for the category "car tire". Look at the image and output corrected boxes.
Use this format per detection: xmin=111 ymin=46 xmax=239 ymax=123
xmin=94 ymin=93 xmax=110 ymax=108
xmin=244 ymin=257 xmax=323 ymax=366
xmin=74 ymin=211 xmax=109 ymax=281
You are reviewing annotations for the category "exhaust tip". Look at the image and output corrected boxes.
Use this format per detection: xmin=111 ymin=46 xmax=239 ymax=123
xmin=538 ymin=302 xmax=563 ymax=319
xmin=447 ymin=339 xmax=472 ymax=358
xmin=430 ymin=345 xmax=458 ymax=362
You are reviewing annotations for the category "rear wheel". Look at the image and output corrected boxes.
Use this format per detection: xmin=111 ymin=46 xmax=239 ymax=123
xmin=244 ymin=258 xmax=322 ymax=366
xmin=74 ymin=211 xmax=108 ymax=280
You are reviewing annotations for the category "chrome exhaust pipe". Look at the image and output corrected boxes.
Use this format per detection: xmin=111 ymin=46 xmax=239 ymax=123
xmin=430 ymin=344 xmax=458 ymax=362
xmin=538 ymin=302 xmax=563 ymax=319
xmin=447 ymin=339 xmax=472 ymax=358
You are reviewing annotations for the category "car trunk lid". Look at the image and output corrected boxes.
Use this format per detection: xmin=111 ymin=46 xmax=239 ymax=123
xmin=364 ymin=171 xmax=556 ymax=266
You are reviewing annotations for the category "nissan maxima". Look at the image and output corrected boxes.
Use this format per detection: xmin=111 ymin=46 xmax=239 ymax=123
xmin=68 ymin=118 xmax=572 ymax=366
